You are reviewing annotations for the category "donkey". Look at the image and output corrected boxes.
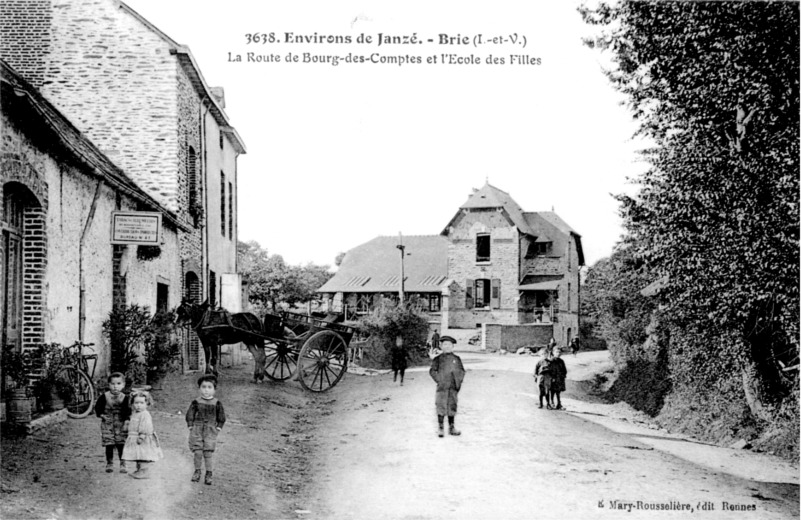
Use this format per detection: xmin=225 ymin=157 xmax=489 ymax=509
xmin=175 ymin=300 xmax=269 ymax=382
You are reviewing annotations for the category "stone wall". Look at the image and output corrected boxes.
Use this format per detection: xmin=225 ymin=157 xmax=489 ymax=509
xmin=484 ymin=323 xmax=553 ymax=352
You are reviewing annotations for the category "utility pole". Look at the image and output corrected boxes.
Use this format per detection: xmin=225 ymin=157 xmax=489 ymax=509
xmin=397 ymin=232 xmax=406 ymax=305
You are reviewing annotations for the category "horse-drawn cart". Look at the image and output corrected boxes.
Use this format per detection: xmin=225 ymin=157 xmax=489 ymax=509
xmin=259 ymin=311 xmax=355 ymax=392
xmin=177 ymin=301 xmax=355 ymax=392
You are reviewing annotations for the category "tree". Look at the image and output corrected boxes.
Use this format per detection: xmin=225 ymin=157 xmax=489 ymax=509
xmin=237 ymin=241 xmax=333 ymax=311
xmin=582 ymin=2 xmax=799 ymax=421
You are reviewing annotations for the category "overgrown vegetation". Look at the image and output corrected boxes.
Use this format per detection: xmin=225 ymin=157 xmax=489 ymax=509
xmin=102 ymin=305 xmax=181 ymax=387
xmin=356 ymin=302 xmax=430 ymax=370
xmin=581 ymin=1 xmax=799 ymax=458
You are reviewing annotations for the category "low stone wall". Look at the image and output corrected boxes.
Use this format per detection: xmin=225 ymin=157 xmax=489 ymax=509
xmin=484 ymin=323 xmax=553 ymax=352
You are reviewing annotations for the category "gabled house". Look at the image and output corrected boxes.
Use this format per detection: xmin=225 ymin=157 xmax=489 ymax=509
xmin=318 ymin=183 xmax=584 ymax=347
xmin=443 ymin=183 xmax=584 ymax=345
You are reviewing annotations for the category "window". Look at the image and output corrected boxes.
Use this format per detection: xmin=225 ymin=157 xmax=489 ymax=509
xmin=156 ymin=283 xmax=169 ymax=314
xmin=228 ymin=182 xmax=233 ymax=240
xmin=476 ymin=234 xmax=490 ymax=262
xmin=568 ymin=282 xmax=571 ymax=311
xmin=429 ymin=294 xmax=441 ymax=312
xmin=187 ymin=146 xmax=197 ymax=207
xmin=356 ymin=294 xmax=372 ymax=314
xmin=526 ymin=240 xmax=550 ymax=258
xmin=466 ymin=278 xmax=500 ymax=309
xmin=209 ymin=270 xmax=217 ymax=306
xmin=220 ymin=172 xmax=226 ymax=236
xmin=568 ymin=241 xmax=572 ymax=271
xmin=219 ymin=130 xmax=224 ymax=149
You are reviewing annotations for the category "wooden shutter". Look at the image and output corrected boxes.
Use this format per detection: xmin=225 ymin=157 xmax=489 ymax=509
xmin=491 ymin=279 xmax=501 ymax=309
xmin=465 ymin=279 xmax=474 ymax=309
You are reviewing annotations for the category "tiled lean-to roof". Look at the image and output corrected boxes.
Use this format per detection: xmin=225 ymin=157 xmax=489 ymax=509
xmin=318 ymin=235 xmax=448 ymax=293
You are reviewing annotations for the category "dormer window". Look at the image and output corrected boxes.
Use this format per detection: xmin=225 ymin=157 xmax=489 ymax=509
xmin=525 ymin=240 xmax=550 ymax=258
xmin=476 ymin=233 xmax=490 ymax=262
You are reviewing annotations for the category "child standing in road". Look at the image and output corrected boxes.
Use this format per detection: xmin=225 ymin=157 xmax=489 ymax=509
xmin=429 ymin=337 xmax=465 ymax=437
xmin=186 ymin=375 xmax=226 ymax=485
xmin=390 ymin=336 xmax=409 ymax=385
xmin=95 ymin=372 xmax=131 ymax=473
xmin=550 ymin=348 xmax=567 ymax=410
xmin=122 ymin=391 xmax=163 ymax=479
xmin=534 ymin=352 xmax=554 ymax=409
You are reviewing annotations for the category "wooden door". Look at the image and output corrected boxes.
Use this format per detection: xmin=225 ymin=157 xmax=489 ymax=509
xmin=2 ymin=188 xmax=23 ymax=352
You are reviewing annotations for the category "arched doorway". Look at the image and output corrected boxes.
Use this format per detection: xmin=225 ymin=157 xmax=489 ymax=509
xmin=185 ymin=271 xmax=201 ymax=370
xmin=2 ymin=182 xmax=42 ymax=354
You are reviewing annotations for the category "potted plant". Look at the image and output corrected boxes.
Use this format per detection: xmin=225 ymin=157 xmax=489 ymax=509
xmin=2 ymin=349 xmax=33 ymax=423
xmin=144 ymin=310 xmax=181 ymax=389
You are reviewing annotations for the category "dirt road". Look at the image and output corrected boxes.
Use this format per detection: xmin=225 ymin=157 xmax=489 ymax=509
xmin=1 ymin=351 xmax=798 ymax=520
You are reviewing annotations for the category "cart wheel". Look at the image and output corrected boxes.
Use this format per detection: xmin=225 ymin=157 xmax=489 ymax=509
xmin=297 ymin=330 xmax=348 ymax=392
xmin=262 ymin=340 xmax=299 ymax=381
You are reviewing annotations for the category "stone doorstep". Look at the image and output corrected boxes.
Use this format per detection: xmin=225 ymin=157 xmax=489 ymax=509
xmin=24 ymin=408 xmax=69 ymax=434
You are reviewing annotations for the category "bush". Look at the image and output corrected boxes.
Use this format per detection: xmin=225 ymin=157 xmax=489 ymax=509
xmin=103 ymin=305 xmax=181 ymax=386
xmin=357 ymin=302 xmax=430 ymax=370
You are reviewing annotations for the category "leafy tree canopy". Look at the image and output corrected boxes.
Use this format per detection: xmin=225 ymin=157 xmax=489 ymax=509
xmin=581 ymin=1 xmax=799 ymax=367
xmin=237 ymin=241 xmax=334 ymax=311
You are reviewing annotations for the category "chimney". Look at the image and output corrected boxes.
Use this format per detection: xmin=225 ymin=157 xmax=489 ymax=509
xmin=210 ymin=87 xmax=225 ymax=108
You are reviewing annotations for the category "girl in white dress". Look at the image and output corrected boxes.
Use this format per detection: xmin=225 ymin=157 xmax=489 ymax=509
xmin=122 ymin=391 xmax=163 ymax=479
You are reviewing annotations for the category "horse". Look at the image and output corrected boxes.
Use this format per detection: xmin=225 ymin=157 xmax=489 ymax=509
xmin=175 ymin=300 xmax=269 ymax=382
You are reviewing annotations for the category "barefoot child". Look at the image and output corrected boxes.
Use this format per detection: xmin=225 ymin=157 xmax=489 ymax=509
xmin=122 ymin=391 xmax=163 ymax=479
xmin=95 ymin=372 xmax=131 ymax=473
xmin=429 ymin=337 xmax=465 ymax=437
xmin=186 ymin=375 xmax=226 ymax=485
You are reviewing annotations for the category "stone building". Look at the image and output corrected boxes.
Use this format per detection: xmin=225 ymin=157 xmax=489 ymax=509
xmin=443 ymin=183 xmax=584 ymax=347
xmin=0 ymin=0 xmax=247 ymax=370
xmin=319 ymin=183 xmax=584 ymax=349
xmin=0 ymin=60 xmax=185 ymax=373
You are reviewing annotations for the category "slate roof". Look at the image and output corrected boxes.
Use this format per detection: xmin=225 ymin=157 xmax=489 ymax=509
xmin=0 ymin=59 xmax=188 ymax=231
xmin=318 ymin=235 xmax=448 ymax=293
xmin=447 ymin=182 xmax=535 ymax=235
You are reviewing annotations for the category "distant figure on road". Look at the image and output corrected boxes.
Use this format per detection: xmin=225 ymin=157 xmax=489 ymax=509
xmin=570 ymin=337 xmax=580 ymax=356
xmin=429 ymin=337 xmax=465 ymax=437
xmin=547 ymin=337 xmax=557 ymax=357
xmin=390 ymin=336 xmax=409 ymax=385
xmin=534 ymin=352 xmax=555 ymax=409
xmin=431 ymin=329 xmax=440 ymax=350
xmin=550 ymin=348 xmax=567 ymax=410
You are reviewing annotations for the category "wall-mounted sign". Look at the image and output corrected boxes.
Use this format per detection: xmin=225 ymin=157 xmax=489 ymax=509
xmin=110 ymin=211 xmax=162 ymax=245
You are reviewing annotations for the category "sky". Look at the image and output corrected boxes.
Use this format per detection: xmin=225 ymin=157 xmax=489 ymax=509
xmin=125 ymin=0 xmax=648 ymax=268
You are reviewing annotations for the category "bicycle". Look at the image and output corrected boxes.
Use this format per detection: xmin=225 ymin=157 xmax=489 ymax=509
xmin=53 ymin=341 xmax=97 ymax=419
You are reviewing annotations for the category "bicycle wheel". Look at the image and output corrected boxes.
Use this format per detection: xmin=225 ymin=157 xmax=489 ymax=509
xmin=54 ymin=366 xmax=95 ymax=418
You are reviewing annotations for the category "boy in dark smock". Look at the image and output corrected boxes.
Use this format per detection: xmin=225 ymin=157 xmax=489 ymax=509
xmin=186 ymin=375 xmax=226 ymax=485
xmin=429 ymin=338 xmax=465 ymax=437
xmin=550 ymin=348 xmax=567 ymax=410
xmin=95 ymin=372 xmax=131 ymax=473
